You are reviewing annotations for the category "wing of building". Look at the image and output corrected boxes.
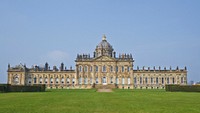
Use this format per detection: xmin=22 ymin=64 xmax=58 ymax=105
xmin=7 ymin=35 xmax=187 ymax=89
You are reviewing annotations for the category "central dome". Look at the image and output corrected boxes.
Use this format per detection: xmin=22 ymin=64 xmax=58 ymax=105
xmin=97 ymin=35 xmax=113 ymax=51
xmin=95 ymin=35 xmax=114 ymax=57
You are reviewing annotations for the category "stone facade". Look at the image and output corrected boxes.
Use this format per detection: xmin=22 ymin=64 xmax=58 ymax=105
xmin=7 ymin=35 xmax=187 ymax=89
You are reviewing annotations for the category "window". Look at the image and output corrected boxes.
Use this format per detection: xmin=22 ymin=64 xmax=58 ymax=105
xmin=134 ymin=77 xmax=137 ymax=84
xmin=151 ymin=77 xmax=153 ymax=84
xmin=110 ymin=77 xmax=113 ymax=84
xmin=90 ymin=66 xmax=92 ymax=72
xmin=172 ymin=77 xmax=175 ymax=84
xmin=14 ymin=76 xmax=19 ymax=84
xmin=116 ymin=66 xmax=118 ymax=72
xmin=95 ymin=66 xmax=98 ymax=72
xmin=102 ymin=65 xmax=106 ymax=72
xmin=128 ymin=78 xmax=130 ymax=85
xmin=67 ymin=78 xmax=70 ymax=84
xmin=84 ymin=78 xmax=88 ymax=84
xmin=181 ymin=77 xmax=184 ymax=84
xmin=40 ymin=77 xmax=42 ymax=84
xmin=162 ymin=77 xmax=164 ymax=84
xmin=50 ymin=78 xmax=53 ymax=84
xmin=72 ymin=78 xmax=75 ymax=84
xmin=122 ymin=77 xmax=125 ymax=85
xmin=127 ymin=67 xmax=130 ymax=72
xmin=28 ymin=77 xmax=31 ymax=84
xmin=90 ymin=77 xmax=93 ymax=84
xmin=110 ymin=66 xmax=113 ymax=72
xmin=156 ymin=77 xmax=158 ymax=84
xmin=145 ymin=77 xmax=148 ymax=84
xmin=61 ymin=78 xmax=64 ymax=84
xmin=140 ymin=77 xmax=142 ymax=84
xmin=84 ymin=66 xmax=87 ymax=72
xmin=96 ymin=77 xmax=98 ymax=84
xmin=167 ymin=77 xmax=169 ymax=84
xmin=79 ymin=66 xmax=82 ymax=72
xmin=116 ymin=77 xmax=119 ymax=84
xmin=34 ymin=77 xmax=37 ymax=84
xmin=79 ymin=77 xmax=82 ymax=84
xmin=45 ymin=78 xmax=48 ymax=84
xmin=122 ymin=66 xmax=124 ymax=72
xmin=56 ymin=78 xmax=59 ymax=84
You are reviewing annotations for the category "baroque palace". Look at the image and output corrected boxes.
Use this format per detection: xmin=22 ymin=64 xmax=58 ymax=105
xmin=7 ymin=35 xmax=187 ymax=89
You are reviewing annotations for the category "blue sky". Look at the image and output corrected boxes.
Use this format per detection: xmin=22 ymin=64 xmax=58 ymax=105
xmin=0 ymin=0 xmax=200 ymax=83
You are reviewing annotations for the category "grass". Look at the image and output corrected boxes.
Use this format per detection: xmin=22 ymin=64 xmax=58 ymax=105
xmin=0 ymin=89 xmax=200 ymax=113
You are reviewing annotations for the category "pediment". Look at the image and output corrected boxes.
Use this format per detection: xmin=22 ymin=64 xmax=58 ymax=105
xmin=93 ymin=55 xmax=116 ymax=62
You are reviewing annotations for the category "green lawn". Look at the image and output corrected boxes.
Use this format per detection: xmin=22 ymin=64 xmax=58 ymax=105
xmin=0 ymin=89 xmax=200 ymax=113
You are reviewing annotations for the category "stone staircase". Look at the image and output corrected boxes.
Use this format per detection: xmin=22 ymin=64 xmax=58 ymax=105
xmin=95 ymin=84 xmax=116 ymax=89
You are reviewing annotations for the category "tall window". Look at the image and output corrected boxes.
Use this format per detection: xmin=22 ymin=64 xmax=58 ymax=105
xmin=72 ymin=78 xmax=75 ymax=84
xmin=116 ymin=77 xmax=119 ymax=84
xmin=156 ymin=77 xmax=158 ymax=84
xmin=167 ymin=77 xmax=169 ymax=84
xmin=127 ymin=67 xmax=130 ymax=72
xmin=116 ymin=66 xmax=118 ymax=72
xmin=39 ymin=77 xmax=43 ymax=84
xmin=140 ymin=77 xmax=142 ymax=84
xmin=181 ymin=77 xmax=184 ymax=84
xmin=90 ymin=66 xmax=92 ymax=72
xmin=14 ymin=75 xmax=19 ymax=84
xmin=45 ymin=77 xmax=48 ymax=84
xmin=122 ymin=77 xmax=125 ymax=85
xmin=134 ymin=77 xmax=137 ymax=84
xmin=96 ymin=77 xmax=98 ymax=84
xmin=84 ymin=66 xmax=87 ymax=72
xmin=162 ymin=77 xmax=164 ymax=84
xmin=61 ymin=78 xmax=64 ymax=84
xmin=95 ymin=66 xmax=98 ymax=72
xmin=122 ymin=66 xmax=124 ymax=72
xmin=102 ymin=65 xmax=106 ymax=72
xmin=79 ymin=66 xmax=82 ymax=72
xmin=84 ymin=78 xmax=88 ymax=84
xmin=79 ymin=77 xmax=82 ymax=84
xmin=172 ymin=77 xmax=175 ymax=84
xmin=151 ymin=77 xmax=153 ymax=84
xmin=145 ymin=77 xmax=148 ymax=84
xmin=66 ymin=78 xmax=70 ymax=84
xmin=56 ymin=78 xmax=59 ymax=84
xmin=34 ymin=77 xmax=37 ymax=84
xmin=110 ymin=77 xmax=113 ymax=83
xmin=28 ymin=77 xmax=31 ymax=84
xmin=128 ymin=78 xmax=130 ymax=85
xmin=110 ymin=66 xmax=113 ymax=72
xmin=90 ymin=77 xmax=93 ymax=84
xmin=50 ymin=78 xmax=53 ymax=84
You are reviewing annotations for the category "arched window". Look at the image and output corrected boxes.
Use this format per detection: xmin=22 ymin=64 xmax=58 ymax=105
xmin=84 ymin=66 xmax=87 ymax=72
xmin=50 ymin=78 xmax=53 ymax=84
xmin=72 ymin=78 xmax=75 ymax=84
xmin=39 ymin=77 xmax=43 ymax=84
xmin=13 ymin=75 xmax=19 ymax=84
xmin=45 ymin=77 xmax=48 ymax=84
xmin=56 ymin=78 xmax=59 ymax=84
xmin=61 ymin=78 xmax=64 ymax=84
xmin=34 ymin=77 xmax=37 ymax=84
xmin=116 ymin=77 xmax=119 ymax=84
xmin=102 ymin=65 xmax=106 ymax=72
xmin=66 ymin=78 xmax=70 ymax=84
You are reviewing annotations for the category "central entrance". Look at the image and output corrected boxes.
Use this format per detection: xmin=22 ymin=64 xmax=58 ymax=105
xmin=102 ymin=76 xmax=107 ymax=85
